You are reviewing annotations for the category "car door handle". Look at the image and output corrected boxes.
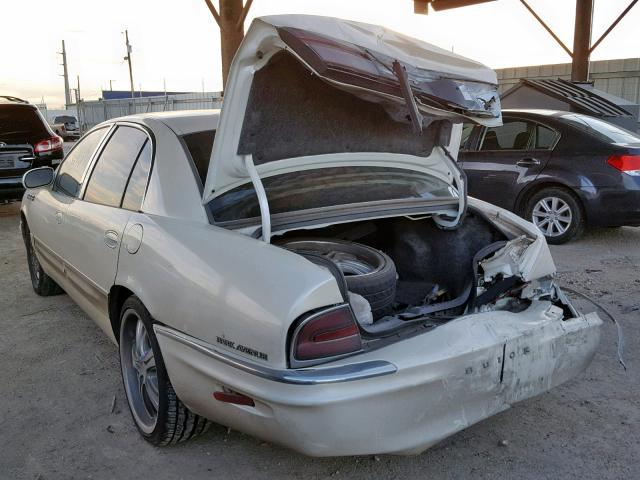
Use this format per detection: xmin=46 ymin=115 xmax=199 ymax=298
xmin=104 ymin=230 xmax=119 ymax=249
xmin=516 ymin=157 xmax=540 ymax=167
xmin=55 ymin=211 xmax=63 ymax=224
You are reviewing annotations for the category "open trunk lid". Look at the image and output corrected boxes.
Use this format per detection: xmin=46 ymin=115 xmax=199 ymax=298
xmin=203 ymin=14 xmax=501 ymax=230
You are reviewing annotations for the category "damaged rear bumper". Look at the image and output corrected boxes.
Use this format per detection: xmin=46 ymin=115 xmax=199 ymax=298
xmin=155 ymin=300 xmax=601 ymax=456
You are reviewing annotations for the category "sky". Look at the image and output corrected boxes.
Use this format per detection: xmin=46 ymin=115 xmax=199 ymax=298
xmin=2 ymin=0 xmax=639 ymax=108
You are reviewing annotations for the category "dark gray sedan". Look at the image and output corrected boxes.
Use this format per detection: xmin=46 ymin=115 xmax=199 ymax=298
xmin=459 ymin=109 xmax=640 ymax=243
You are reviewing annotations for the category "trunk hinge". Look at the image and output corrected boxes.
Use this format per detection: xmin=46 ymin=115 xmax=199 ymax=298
xmin=433 ymin=145 xmax=467 ymax=229
xmin=244 ymin=155 xmax=271 ymax=243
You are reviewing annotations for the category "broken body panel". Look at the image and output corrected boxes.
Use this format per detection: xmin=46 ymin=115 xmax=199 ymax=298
xmin=203 ymin=15 xmax=502 ymax=230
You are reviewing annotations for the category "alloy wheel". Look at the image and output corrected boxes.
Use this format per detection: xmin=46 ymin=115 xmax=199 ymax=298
xmin=532 ymin=196 xmax=573 ymax=237
xmin=28 ymin=238 xmax=42 ymax=283
xmin=120 ymin=310 xmax=159 ymax=434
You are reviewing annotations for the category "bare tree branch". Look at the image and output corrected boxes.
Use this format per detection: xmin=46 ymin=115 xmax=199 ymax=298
xmin=236 ymin=0 xmax=254 ymax=30
xmin=203 ymin=0 xmax=222 ymax=27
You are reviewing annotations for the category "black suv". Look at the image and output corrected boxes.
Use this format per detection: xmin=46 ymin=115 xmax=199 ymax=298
xmin=0 ymin=96 xmax=64 ymax=200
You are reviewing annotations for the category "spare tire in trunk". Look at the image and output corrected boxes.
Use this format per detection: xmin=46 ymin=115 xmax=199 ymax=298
xmin=280 ymin=239 xmax=397 ymax=319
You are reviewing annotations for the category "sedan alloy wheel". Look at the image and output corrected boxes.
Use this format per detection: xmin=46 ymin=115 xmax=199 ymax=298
xmin=532 ymin=196 xmax=573 ymax=237
xmin=120 ymin=309 xmax=159 ymax=434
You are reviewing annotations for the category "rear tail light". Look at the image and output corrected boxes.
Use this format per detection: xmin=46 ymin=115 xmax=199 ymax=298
xmin=291 ymin=305 xmax=362 ymax=366
xmin=34 ymin=136 xmax=63 ymax=154
xmin=607 ymin=154 xmax=640 ymax=176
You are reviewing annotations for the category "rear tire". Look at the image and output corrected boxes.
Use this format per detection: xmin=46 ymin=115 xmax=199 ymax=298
xmin=525 ymin=187 xmax=584 ymax=245
xmin=280 ymin=239 xmax=397 ymax=319
xmin=119 ymin=296 xmax=210 ymax=446
xmin=23 ymin=223 xmax=64 ymax=296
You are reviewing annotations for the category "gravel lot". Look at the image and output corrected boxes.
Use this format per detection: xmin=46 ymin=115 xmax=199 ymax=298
xmin=1 ymin=200 xmax=638 ymax=479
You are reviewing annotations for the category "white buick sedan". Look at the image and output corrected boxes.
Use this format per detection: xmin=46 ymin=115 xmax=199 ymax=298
xmin=20 ymin=15 xmax=601 ymax=456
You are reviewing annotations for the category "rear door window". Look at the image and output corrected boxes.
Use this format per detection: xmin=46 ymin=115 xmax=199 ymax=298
xmin=84 ymin=126 xmax=148 ymax=207
xmin=121 ymin=140 xmax=153 ymax=211
xmin=480 ymin=120 xmax=532 ymax=151
xmin=55 ymin=127 xmax=108 ymax=197
xmin=534 ymin=124 xmax=559 ymax=149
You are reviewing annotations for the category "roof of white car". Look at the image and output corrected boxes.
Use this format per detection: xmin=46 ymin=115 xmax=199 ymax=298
xmin=109 ymin=109 xmax=220 ymax=135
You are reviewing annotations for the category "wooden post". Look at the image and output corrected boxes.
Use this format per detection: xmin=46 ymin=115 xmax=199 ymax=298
xmin=571 ymin=0 xmax=594 ymax=82
xmin=204 ymin=0 xmax=253 ymax=90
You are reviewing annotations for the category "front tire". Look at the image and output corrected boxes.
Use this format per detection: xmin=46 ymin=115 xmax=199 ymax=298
xmin=24 ymin=223 xmax=64 ymax=296
xmin=525 ymin=187 xmax=584 ymax=245
xmin=119 ymin=296 xmax=210 ymax=445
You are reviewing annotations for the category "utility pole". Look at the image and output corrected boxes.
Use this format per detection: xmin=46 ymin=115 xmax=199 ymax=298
xmin=109 ymin=79 xmax=116 ymax=91
xmin=203 ymin=0 xmax=254 ymax=89
xmin=75 ymin=76 xmax=82 ymax=133
xmin=571 ymin=0 xmax=594 ymax=82
xmin=59 ymin=40 xmax=72 ymax=108
xmin=124 ymin=29 xmax=135 ymax=98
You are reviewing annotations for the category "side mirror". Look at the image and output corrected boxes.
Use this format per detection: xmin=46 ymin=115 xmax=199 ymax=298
xmin=23 ymin=167 xmax=54 ymax=189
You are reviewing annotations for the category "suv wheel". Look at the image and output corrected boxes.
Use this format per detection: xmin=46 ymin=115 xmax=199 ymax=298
xmin=525 ymin=187 xmax=584 ymax=245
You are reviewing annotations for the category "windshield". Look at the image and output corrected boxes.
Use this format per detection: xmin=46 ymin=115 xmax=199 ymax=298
xmin=561 ymin=113 xmax=640 ymax=145
xmin=208 ymin=166 xmax=458 ymax=223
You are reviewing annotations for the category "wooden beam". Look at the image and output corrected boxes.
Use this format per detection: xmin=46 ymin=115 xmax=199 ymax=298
xmin=520 ymin=0 xmax=573 ymax=58
xmin=590 ymin=0 xmax=638 ymax=53
xmin=571 ymin=0 xmax=593 ymax=81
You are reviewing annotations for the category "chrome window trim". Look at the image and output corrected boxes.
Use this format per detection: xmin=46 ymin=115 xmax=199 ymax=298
xmin=154 ymin=325 xmax=397 ymax=385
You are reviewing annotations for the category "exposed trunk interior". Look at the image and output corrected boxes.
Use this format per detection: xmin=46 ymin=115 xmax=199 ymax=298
xmin=275 ymin=210 xmax=569 ymax=341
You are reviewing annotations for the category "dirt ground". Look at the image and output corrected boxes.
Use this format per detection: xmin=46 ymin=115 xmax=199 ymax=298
xmin=1 ymin=200 xmax=638 ymax=480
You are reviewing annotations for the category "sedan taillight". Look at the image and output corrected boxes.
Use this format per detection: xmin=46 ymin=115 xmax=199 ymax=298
xmin=292 ymin=305 xmax=362 ymax=364
xmin=34 ymin=136 xmax=63 ymax=154
xmin=607 ymin=154 xmax=640 ymax=176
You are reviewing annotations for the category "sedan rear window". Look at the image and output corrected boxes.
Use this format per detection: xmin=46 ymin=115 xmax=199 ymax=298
xmin=561 ymin=114 xmax=640 ymax=145
xmin=182 ymin=130 xmax=215 ymax=184
xmin=208 ymin=167 xmax=457 ymax=224
xmin=0 ymin=105 xmax=50 ymax=145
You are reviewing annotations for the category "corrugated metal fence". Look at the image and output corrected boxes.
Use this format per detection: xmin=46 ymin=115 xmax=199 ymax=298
xmin=74 ymin=92 xmax=223 ymax=130
xmin=496 ymin=58 xmax=640 ymax=103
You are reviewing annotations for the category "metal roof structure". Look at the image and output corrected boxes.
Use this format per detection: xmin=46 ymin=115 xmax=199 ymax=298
xmin=505 ymin=78 xmax=632 ymax=117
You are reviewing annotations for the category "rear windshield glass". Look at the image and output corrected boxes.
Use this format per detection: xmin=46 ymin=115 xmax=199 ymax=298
xmin=208 ymin=167 xmax=457 ymax=223
xmin=182 ymin=130 xmax=215 ymax=185
xmin=54 ymin=116 xmax=77 ymax=123
xmin=561 ymin=114 xmax=640 ymax=145
xmin=0 ymin=105 xmax=49 ymax=145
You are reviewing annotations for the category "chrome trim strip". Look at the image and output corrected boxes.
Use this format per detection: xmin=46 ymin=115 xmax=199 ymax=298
xmin=0 ymin=177 xmax=22 ymax=185
xmin=154 ymin=325 xmax=397 ymax=385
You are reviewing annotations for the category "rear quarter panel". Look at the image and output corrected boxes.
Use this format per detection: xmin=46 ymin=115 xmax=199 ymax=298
xmin=115 ymin=214 xmax=344 ymax=369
